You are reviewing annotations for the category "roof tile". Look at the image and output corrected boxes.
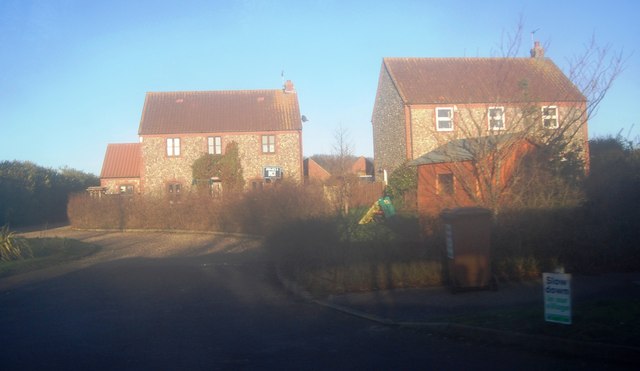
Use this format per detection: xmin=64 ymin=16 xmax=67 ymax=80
xmin=384 ymin=58 xmax=585 ymax=104
xmin=138 ymin=89 xmax=302 ymax=135
xmin=100 ymin=143 xmax=141 ymax=178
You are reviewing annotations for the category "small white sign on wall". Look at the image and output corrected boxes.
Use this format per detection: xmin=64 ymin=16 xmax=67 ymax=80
xmin=263 ymin=166 xmax=282 ymax=179
xmin=543 ymin=272 xmax=572 ymax=325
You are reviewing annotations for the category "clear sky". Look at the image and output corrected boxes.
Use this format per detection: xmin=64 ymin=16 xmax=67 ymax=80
xmin=1 ymin=0 xmax=638 ymax=175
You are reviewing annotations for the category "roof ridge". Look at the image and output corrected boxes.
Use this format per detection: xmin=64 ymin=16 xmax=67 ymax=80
xmin=380 ymin=57 xmax=584 ymax=104
xmin=145 ymin=89 xmax=288 ymax=95
xmin=383 ymin=56 xmax=546 ymax=61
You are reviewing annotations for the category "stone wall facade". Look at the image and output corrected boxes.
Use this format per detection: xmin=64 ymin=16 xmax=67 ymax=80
xmin=373 ymin=90 xmax=589 ymax=178
xmin=140 ymin=131 xmax=302 ymax=195
xmin=409 ymin=103 xmax=589 ymax=167
xmin=371 ymin=65 xmax=407 ymax=178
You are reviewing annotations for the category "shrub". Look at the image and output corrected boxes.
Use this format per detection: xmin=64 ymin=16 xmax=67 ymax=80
xmin=1 ymin=161 xmax=98 ymax=227
xmin=0 ymin=225 xmax=32 ymax=261
xmin=191 ymin=141 xmax=245 ymax=197
xmin=266 ymin=213 xmax=444 ymax=295
xmin=387 ymin=162 xmax=418 ymax=212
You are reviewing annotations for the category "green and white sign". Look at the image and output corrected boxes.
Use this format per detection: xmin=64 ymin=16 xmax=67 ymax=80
xmin=543 ymin=272 xmax=572 ymax=325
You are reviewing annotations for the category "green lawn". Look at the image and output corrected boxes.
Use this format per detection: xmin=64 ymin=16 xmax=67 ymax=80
xmin=0 ymin=238 xmax=101 ymax=278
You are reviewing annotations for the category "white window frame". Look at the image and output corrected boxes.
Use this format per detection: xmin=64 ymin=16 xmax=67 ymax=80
xmin=436 ymin=107 xmax=454 ymax=131
xmin=208 ymin=136 xmax=222 ymax=154
xmin=262 ymin=135 xmax=275 ymax=153
xmin=542 ymin=106 xmax=559 ymax=129
xmin=166 ymin=138 xmax=180 ymax=156
xmin=488 ymin=107 xmax=505 ymax=131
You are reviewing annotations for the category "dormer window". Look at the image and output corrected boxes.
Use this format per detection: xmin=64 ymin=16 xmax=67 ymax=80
xmin=436 ymin=107 xmax=454 ymax=131
xmin=488 ymin=107 xmax=505 ymax=130
xmin=542 ymin=106 xmax=558 ymax=129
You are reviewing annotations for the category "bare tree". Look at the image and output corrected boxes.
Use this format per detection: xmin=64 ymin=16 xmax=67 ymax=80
xmin=330 ymin=124 xmax=356 ymax=215
xmin=332 ymin=124 xmax=354 ymax=177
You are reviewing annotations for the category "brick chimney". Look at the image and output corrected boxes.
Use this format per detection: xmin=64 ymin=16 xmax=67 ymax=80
xmin=283 ymin=80 xmax=295 ymax=93
xmin=530 ymin=41 xmax=545 ymax=59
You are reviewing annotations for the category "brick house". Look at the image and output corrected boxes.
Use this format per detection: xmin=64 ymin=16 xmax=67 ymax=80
xmin=303 ymin=158 xmax=332 ymax=183
xmin=99 ymin=143 xmax=142 ymax=194
xmin=303 ymin=155 xmax=375 ymax=184
xmin=100 ymin=81 xmax=303 ymax=195
xmin=371 ymin=46 xmax=588 ymax=177
xmin=371 ymin=45 xmax=588 ymax=215
xmin=351 ymin=156 xmax=375 ymax=181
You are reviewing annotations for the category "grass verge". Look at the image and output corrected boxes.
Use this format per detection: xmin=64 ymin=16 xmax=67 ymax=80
xmin=0 ymin=238 xmax=101 ymax=278
xmin=443 ymin=298 xmax=640 ymax=347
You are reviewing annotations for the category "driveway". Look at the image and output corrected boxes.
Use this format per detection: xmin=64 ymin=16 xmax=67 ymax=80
xmin=0 ymin=229 xmax=623 ymax=370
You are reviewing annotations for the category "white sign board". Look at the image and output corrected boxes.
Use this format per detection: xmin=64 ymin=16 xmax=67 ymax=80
xmin=263 ymin=166 xmax=282 ymax=179
xmin=543 ymin=272 xmax=572 ymax=325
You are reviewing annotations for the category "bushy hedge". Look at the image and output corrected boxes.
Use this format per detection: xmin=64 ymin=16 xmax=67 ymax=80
xmin=1 ymin=161 xmax=98 ymax=227
xmin=488 ymin=136 xmax=640 ymax=279
xmin=266 ymin=212 xmax=444 ymax=294
xmin=68 ymin=181 xmax=329 ymax=235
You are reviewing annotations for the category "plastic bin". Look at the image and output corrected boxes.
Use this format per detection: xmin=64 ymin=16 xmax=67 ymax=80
xmin=441 ymin=207 xmax=493 ymax=291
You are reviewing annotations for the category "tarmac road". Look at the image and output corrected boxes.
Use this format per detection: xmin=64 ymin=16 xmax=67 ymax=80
xmin=0 ymin=229 xmax=630 ymax=370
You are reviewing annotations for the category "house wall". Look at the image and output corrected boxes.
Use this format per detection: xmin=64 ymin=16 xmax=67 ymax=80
xmin=140 ymin=131 xmax=302 ymax=195
xmin=371 ymin=65 xmax=407 ymax=178
xmin=351 ymin=156 xmax=374 ymax=177
xmin=416 ymin=162 xmax=477 ymax=217
xmin=415 ymin=140 xmax=537 ymax=217
xmin=100 ymin=178 xmax=141 ymax=194
xmin=305 ymin=158 xmax=331 ymax=183
xmin=409 ymin=102 xmax=588 ymax=167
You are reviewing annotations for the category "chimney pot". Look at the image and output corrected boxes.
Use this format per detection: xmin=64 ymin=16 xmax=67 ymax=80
xmin=530 ymin=40 xmax=545 ymax=59
xmin=284 ymin=80 xmax=295 ymax=93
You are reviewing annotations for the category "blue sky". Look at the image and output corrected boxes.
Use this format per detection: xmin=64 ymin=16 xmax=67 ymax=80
xmin=1 ymin=0 xmax=638 ymax=175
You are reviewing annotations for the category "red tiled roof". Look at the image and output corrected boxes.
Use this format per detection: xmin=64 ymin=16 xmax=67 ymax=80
xmin=100 ymin=143 xmax=141 ymax=178
xmin=383 ymin=58 xmax=586 ymax=104
xmin=138 ymin=89 xmax=302 ymax=135
xmin=304 ymin=158 xmax=331 ymax=181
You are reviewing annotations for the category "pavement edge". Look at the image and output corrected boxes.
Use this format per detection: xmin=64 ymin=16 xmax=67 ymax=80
xmin=276 ymin=266 xmax=640 ymax=366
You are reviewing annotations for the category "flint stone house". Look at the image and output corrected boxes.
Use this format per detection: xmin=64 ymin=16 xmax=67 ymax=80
xmin=100 ymin=81 xmax=303 ymax=195
xmin=371 ymin=47 xmax=588 ymax=178
xmin=372 ymin=45 xmax=588 ymax=215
